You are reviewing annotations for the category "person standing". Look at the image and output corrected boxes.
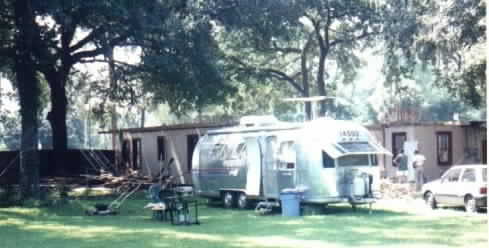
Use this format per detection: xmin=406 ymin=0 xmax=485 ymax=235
xmin=393 ymin=149 xmax=408 ymax=183
xmin=413 ymin=150 xmax=426 ymax=191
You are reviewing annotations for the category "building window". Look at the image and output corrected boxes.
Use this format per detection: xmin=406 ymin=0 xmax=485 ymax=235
xmin=157 ymin=136 xmax=166 ymax=161
xmin=436 ymin=132 xmax=452 ymax=166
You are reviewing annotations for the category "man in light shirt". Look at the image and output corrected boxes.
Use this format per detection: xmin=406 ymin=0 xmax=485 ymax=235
xmin=413 ymin=150 xmax=426 ymax=191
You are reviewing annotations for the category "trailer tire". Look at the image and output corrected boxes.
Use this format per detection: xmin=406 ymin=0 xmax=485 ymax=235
xmin=223 ymin=192 xmax=235 ymax=208
xmin=237 ymin=192 xmax=249 ymax=209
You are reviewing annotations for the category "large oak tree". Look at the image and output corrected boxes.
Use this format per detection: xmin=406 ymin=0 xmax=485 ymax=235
xmin=0 ymin=0 xmax=230 ymax=197
xmin=211 ymin=0 xmax=383 ymax=119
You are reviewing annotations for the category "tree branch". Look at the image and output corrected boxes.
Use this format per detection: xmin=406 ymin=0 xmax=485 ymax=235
xmin=78 ymin=58 xmax=137 ymax=68
xmin=271 ymin=43 xmax=302 ymax=54
xmin=304 ymin=13 xmax=325 ymax=52
xmin=262 ymin=68 xmax=304 ymax=94
xmin=69 ymin=26 xmax=106 ymax=53
xmin=229 ymin=55 xmax=304 ymax=94
xmin=329 ymin=30 xmax=379 ymax=47
xmin=71 ymin=47 xmax=106 ymax=63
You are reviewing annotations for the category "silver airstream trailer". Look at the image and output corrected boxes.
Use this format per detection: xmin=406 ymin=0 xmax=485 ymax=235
xmin=191 ymin=116 xmax=390 ymax=209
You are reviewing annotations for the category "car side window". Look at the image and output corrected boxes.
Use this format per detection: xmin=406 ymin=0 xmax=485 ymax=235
xmin=442 ymin=169 xmax=461 ymax=183
xmin=447 ymin=169 xmax=461 ymax=182
xmin=461 ymin=168 xmax=476 ymax=183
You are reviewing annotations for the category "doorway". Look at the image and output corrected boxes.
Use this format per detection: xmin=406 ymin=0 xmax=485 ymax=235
xmin=392 ymin=132 xmax=407 ymax=157
xmin=482 ymin=139 xmax=487 ymax=164
xmin=132 ymin=138 xmax=142 ymax=170
xmin=187 ymin=134 xmax=199 ymax=172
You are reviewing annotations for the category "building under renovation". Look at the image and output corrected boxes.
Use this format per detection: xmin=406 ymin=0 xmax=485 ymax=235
xmin=101 ymin=121 xmax=237 ymax=184
xmin=103 ymin=119 xmax=486 ymax=185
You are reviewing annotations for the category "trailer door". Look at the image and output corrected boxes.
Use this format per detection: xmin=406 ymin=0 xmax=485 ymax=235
xmin=277 ymin=141 xmax=296 ymax=191
xmin=263 ymin=136 xmax=279 ymax=198
xmin=245 ymin=138 xmax=261 ymax=196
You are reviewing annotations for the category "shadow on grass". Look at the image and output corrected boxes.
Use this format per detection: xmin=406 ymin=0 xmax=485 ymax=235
xmin=1 ymin=195 xmax=487 ymax=248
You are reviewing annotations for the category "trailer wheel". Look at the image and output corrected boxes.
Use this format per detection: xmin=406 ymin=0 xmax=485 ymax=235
xmin=223 ymin=192 xmax=235 ymax=208
xmin=237 ymin=192 xmax=248 ymax=209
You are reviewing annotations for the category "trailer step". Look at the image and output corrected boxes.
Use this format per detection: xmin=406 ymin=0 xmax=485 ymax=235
xmin=255 ymin=201 xmax=279 ymax=215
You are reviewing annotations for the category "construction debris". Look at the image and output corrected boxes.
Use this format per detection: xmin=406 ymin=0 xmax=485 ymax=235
xmin=380 ymin=179 xmax=415 ymax=200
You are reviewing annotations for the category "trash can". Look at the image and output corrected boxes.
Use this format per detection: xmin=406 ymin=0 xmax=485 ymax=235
xmin=280 ymin=190 xmax=301 ymax=217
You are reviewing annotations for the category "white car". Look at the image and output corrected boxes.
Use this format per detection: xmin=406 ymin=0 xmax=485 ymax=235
xmin=422 ymin=164 xmax=487 ymax=213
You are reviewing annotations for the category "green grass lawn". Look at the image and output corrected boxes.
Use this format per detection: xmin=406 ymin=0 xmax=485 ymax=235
xmin=0 ymin=194 xmax=487 ymax=248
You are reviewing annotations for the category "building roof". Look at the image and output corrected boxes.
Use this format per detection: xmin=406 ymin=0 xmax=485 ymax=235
xmin=99 ymin=120 xmax=238 ymax=134
xmin=366 ymin=120 xmax=487 ymax=129
xmin=100 ymin=119 xmax=486 ymax=134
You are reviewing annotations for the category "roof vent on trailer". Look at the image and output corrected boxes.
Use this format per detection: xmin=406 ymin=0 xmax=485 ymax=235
xmin=240 ymin=115 xmax=279 ymax=127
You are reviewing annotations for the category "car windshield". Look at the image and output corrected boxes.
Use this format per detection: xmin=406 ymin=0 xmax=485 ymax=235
xmin=483 ymin=168 xmax=487 ymax=182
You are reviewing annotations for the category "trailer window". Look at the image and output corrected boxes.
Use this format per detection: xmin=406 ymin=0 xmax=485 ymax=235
xmin=370 ymin=155 xmax=378 ymax=166
xmin=278 ymin=141 xmax=295 ymax=170
xmin=338 ymin=155 xmax=369 ymax=167
xmin=230 ymin=143 xmax=246 ymax=160
xmin=264 ymin=136 xmax=278 ymax=170
xmin=210 ymin=143 xmax=228 ymax=160
xmin=322 ymin=151 xmax=335 ymax=168
xmin=339 ymin=142 xmax=376 ymax=153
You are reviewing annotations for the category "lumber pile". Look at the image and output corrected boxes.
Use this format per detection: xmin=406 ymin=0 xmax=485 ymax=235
xmin=81 ymin=170 xmax=156 ymax=190
xmin=380 ymin=179 xmax=414 ymax=199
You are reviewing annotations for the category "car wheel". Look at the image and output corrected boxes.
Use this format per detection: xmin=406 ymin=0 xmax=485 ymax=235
xmin=426 ymin=192 xmax=437 ymax=209
xmin=237 ymin=192 xmax=248 ymax=209
xmin=223 ymin=192 xmax=235 ymax=208
xmin=464 ymin=195 xmax=477 ymax=213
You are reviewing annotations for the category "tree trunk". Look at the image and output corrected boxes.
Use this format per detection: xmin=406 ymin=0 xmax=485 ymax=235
xmin=107 ymin=46 xmax=119 ymax=174
xmin=317 ymin=53 xmax=327 ymax=117
xmin=47 ymin=77 xmax=68 ymax=175
xmin=140 ymin=107 xmax=146 ymax=128
xmin=14 ymin=0 xmax=40 ymax=200
xmin=301 ymin=35 xmax=314 ymax=120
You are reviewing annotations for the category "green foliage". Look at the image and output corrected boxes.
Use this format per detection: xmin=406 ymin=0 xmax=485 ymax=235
xmin=212 ymin=0 xmax=384 ymax=118
xmin=382 ymin=0 xmax=486 ymax=108
xmin=139 ymin=20 xmax=234 ymax=115
xmin=0 ymin=0 xmax=233 ymax=151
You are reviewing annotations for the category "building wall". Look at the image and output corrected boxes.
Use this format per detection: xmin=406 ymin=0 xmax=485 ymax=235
xmin=464 ymin=125 xmax=487 ymax=163
xmin=380 ymin=123 xmax=483 ymax=182
xmin=413 ymin=125 xmax=465 ymax=181
xmin=366 ymin=126 xmax=387 ymax=176
xmin=118 ymin=128 xmax=208 ymax=184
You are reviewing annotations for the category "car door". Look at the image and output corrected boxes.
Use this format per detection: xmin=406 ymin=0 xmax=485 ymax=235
xmin=458 ymin=168 xmax=477 ymax=206
xmin=436 ymin=168 xmax=461 ymax=205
